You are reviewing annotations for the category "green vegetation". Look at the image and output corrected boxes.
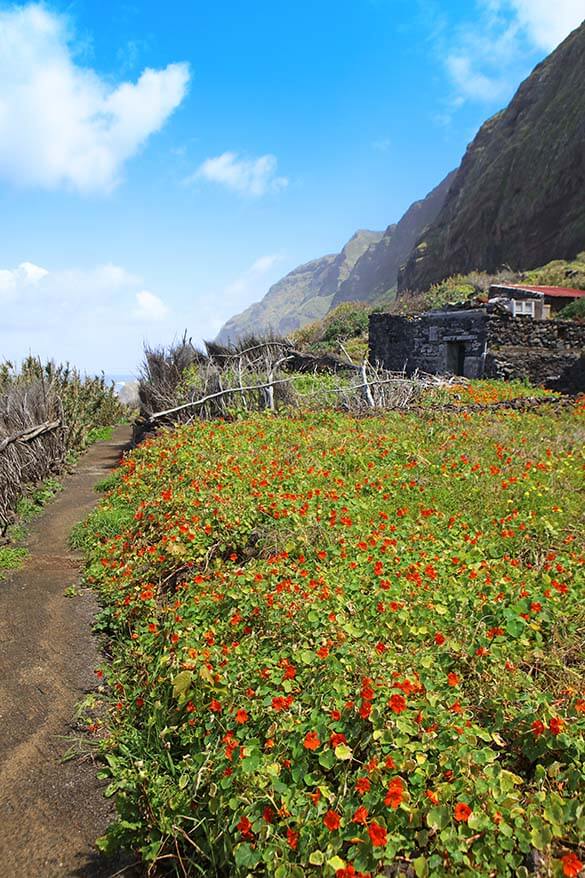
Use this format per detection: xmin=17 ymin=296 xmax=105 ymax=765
xmin=0 ymin=477 xmax=63 ymax=579
xmin=558 ymin=298 xmax=585 ymax=322
xmin=526 ymin=253 xmax=585 ymax=291
xmin=80 ymin=392 xmax=584 ymax=876
xmin=0 ymin=545 xmax=28 ymax=580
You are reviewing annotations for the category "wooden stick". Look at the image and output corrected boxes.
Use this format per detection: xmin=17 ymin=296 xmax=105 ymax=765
xmin=0 ymin=419 xmax=62 ymax=453
xmin=148 ymin=378 xmax=295 ymax=421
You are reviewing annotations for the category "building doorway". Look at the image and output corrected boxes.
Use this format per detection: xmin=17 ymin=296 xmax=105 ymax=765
xmin=446 ymin=342 xmax=466 ymax=376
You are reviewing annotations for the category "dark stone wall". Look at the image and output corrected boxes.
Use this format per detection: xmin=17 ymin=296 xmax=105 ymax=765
xmin=369 ymin=310 xmax=487 ymax=377
xmin=369 ymin=310 xmax=585 ymax=390
xmin=487 ymin=315 xmax=585 ymax=349
xmin=485 ymin=315 xmax=585 ymax=389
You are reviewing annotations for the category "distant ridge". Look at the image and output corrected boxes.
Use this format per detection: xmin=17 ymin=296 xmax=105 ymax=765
xmin=216 ymin=230 xmax=382 ymax=344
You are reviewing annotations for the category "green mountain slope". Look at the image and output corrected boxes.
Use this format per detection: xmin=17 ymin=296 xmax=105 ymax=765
xmin=399 ymin=20 xmax=585 ymax=292
xmin=331 ymin=170 xmax=456 ymax=306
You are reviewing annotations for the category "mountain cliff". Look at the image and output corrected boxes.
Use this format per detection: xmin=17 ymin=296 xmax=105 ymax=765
xmin=216 ymin=230 xmax=382 ymax=343
xmin=331 ymin=170 xmax=456 ymax=306
xmin=399 ymin=21 xmax=585 ymax=292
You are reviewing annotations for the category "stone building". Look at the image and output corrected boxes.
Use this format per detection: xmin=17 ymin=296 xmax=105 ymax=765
xmin=369 ymin=307 xmax=585 ymax=391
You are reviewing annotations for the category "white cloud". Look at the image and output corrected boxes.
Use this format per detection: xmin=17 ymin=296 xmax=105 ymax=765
xmin=445 ymin=54 xmax=510 ymax=102
xmin=224 ymin=253 xmax=283 ymax=301
xmin=134 ymin=290 xmax=169 ymax=321
xmin=495 ymin=0 xmax=583 ymax=50
xmin=372 ymin=138 xmax=392 ymax=152
xmin=249 ymin=254 xmax=282 ymax=274
xmin=189 ymin=152 xmax=288 ymax=196
xmin=0 ymin=260 xmax=172 ymax=371
xmin=0 ymin=4 xmax=190 ymax=193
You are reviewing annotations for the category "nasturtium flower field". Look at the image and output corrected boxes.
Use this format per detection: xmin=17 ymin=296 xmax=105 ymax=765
xmin=80 ymin=397 xmax=585 ymax=877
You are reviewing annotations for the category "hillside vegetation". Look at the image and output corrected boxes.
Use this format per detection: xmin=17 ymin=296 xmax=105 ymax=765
xmin=291 ymin=255 xmax=585 ymax=364
xmin=79 ymin=393 xmax=584 ymax=877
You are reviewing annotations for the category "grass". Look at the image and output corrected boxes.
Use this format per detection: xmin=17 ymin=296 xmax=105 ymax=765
xmin=0 ymin=545 xmax=28 ymax=579
xmin=0 ymin=477 xmax=63 ymax=579
xmin=79 ymin=389 xmax=584 ymax=877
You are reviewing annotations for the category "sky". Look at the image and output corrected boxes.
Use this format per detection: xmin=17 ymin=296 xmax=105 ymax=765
xmin=0 ymin=0 xmax=583 ymax=374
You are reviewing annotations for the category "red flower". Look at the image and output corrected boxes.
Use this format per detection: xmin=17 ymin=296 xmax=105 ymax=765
xmin=384 ymin=776 xmax=405 ymax=809
xmin=286 ymin=827 xmax=299 ymax=850
xmin=324 ymin=809 xmax=341 ymax=831
xmin=352 ymin=805 xmax=369 ymax=825
xmin=532 ymin=719 xmax=545 ymax=737
xmin=384 ymin=755 xmax=396 ymax=769
xmin=235 ymin=709 xmax=248 ymax=724
xmin=425 ymin=790 xmax=439 ymax=805
xmin=262 ymin=807 xmax=274 ymax=823
xmin=368 ymin=821 xmax=388 ymax=847
xmin=304 ymin=730 xmax=320 ymax=750
xmin=355 ymin=777 xmax=371 ymax=795
xmin=237 ymin=815 xmax=253 ymax=839
xmin=549 ymin=717 xmax=564 ymax=735
xmin=359 ymin=700 xmax=372 ymax=719
xmin=562 ymin=852 xmax=583 ymax=877
xmin=388 ymin=693 xmax=406 ymax=714
xmin=331 ymin=732 xmax=347 ymax=748
xmin=210 ymin=699 xmax=222 ymax=713
xmin=454 ymin=802 xmax=472 ymax=822
xmin=447 ymin=673 xmax=460 ymax=687
xmin=434 ymin=632 xmax=445 ymax=645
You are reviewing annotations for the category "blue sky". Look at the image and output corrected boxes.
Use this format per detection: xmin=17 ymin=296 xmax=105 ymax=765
xmin=0 ymin=0 xmax=583 ymax=373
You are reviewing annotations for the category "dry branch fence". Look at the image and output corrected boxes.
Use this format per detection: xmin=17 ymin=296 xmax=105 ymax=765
xmin=0 ymin=360 xmax=124 ymax=534
xmin=135 ymin=335 xmax=471 ymax=438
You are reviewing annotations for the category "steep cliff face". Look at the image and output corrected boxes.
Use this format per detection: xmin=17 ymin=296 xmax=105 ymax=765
xmin=332 ymin=171 xmax=456 ymax=306
xmin=215 ymin=230 xmax=382 ymax=343
xmin=399 ymin=21 xmax=585 ymax=293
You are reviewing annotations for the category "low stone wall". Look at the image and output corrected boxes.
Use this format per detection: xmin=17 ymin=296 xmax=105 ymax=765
xmin=487 ymin=315 xmax=585 ymax=351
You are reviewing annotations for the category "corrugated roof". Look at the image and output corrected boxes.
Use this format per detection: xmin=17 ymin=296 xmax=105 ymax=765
xmin=491 ymin=284 xmax=585 ymax=299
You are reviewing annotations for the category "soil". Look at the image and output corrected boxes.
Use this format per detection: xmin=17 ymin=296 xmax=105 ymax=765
xmin=0 ymin=426 xmax=140 ymax=878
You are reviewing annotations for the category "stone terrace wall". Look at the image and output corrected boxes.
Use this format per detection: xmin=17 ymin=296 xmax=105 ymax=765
xmin=486 ymin=315 xmax=585 ymax=389
xmin=487 ymin=315 xmax=585 ymax=350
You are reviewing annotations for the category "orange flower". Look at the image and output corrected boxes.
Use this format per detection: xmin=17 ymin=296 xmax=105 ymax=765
xmin=384 ymin=776 xmax=405 ymax=809
xmin=368 ymin=821 xmax=388 ymax=847
xmin=303 ymin=730 xmax=320 ymax=750
xmin=447 ymin=673 xmax=461 ymax=687
xmin=324 ymin=809 xmax=341 ymax=831
xmin=388 ymin=693 xmax=407 ymax=714
xmin=549 ymin=717 xmax=564 ymax=735
xmin=352 ymin=805 xmax=369 ymax=825
xmin=355 ymin=777 xmax=371 ymax=795
xmin=235 ymin=709 xmax=248 ymax=724
xmin=425 ymin=790 xmax=439 ymax=805
xmin=562 ymin=852 xmax=583 ymax=877
xmin=454 ymin=802 xmax=472 ymax=822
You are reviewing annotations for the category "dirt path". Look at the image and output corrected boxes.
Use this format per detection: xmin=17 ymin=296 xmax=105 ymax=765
xmin=0 ymin=426 xmax=136 ymax=878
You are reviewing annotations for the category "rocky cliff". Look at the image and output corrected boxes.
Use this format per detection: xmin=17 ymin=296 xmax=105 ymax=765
xmin=216 ymin=230 xmax=382 ymax=343
xmin=399 ymin=21 xmax=585 ymax=292
xmin=332 ymin=171 xmax=456 ymax=306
